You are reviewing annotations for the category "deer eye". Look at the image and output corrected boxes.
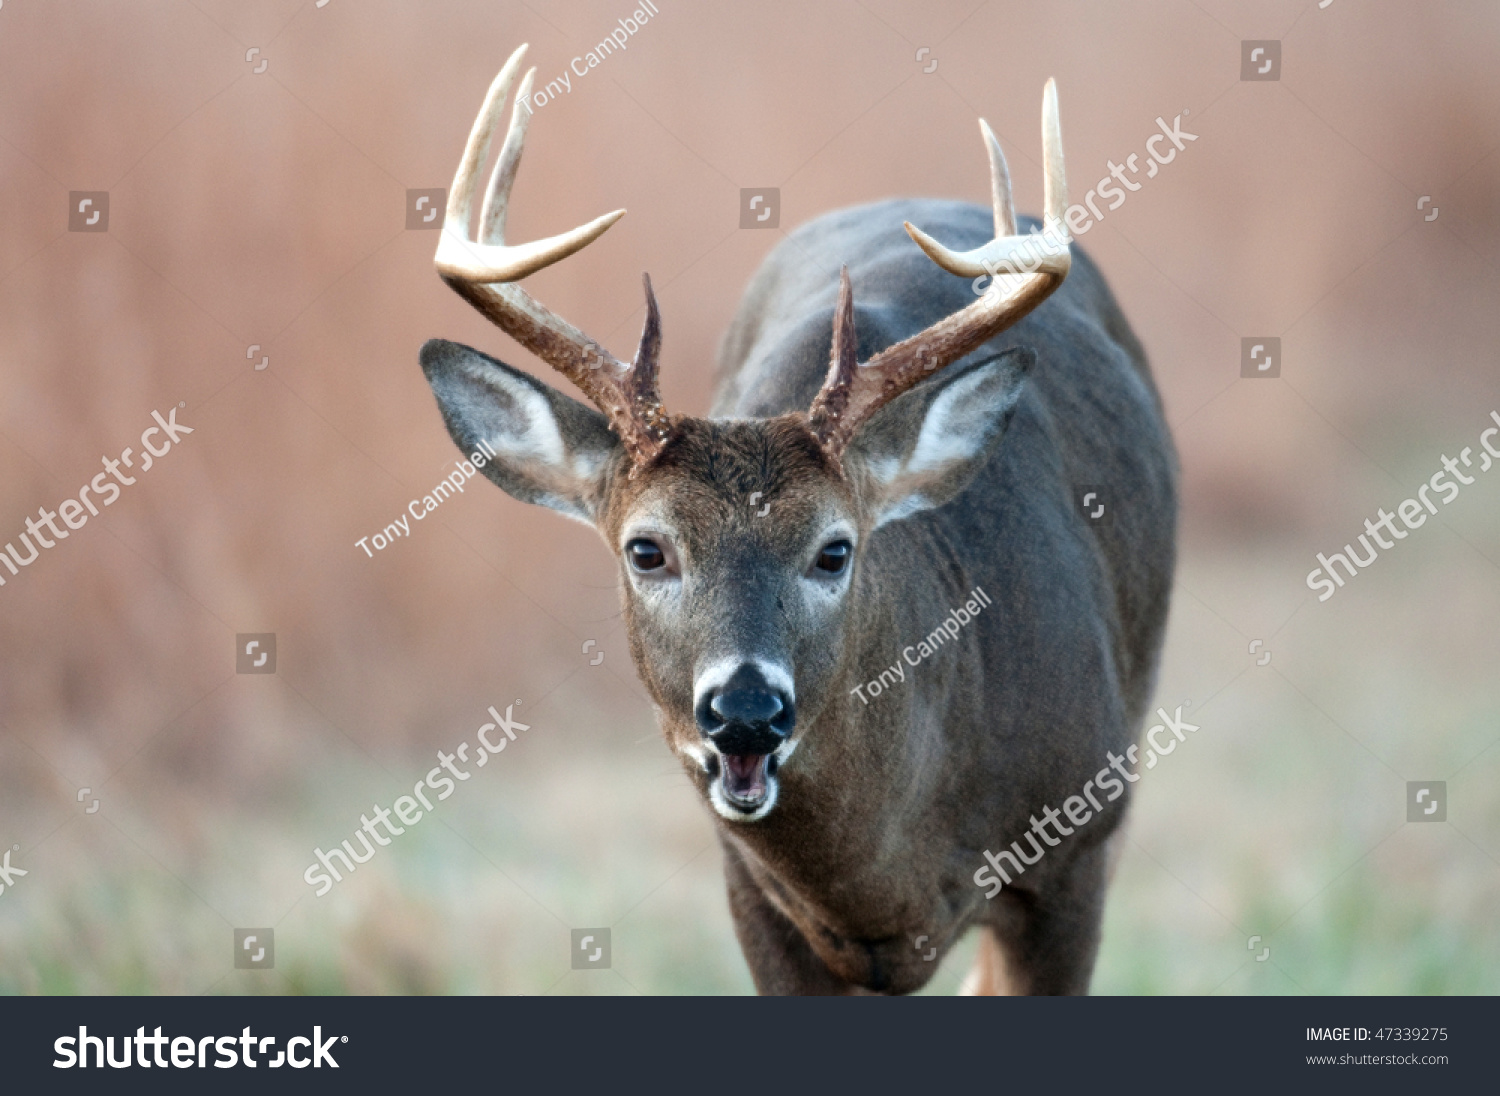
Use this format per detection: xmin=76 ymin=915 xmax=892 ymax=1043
xmin=626 ymin=538 xmax=667 ymax=573
xmin=813 ymin=540 xmax=852 ymax=575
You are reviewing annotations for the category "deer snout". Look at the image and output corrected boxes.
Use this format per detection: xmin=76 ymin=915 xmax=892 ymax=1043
xmin=695 ymin=664 xmax=795 ymax=755
xmin=693 ymin=662 xmax=796 ymax=816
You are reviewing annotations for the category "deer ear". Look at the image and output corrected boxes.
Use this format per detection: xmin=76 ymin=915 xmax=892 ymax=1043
xmin=420 ymin=339 xmax=623 ymax=526
xmin=843 ymin=347 xmax=1034 ymax=530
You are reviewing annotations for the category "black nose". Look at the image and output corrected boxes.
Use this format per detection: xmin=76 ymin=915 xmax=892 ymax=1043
xmin=695 ymin=664 xmax=795 ymax=755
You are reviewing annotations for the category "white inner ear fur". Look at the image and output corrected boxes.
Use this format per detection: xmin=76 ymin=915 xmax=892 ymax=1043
xmin=482 ymin=376 xmax=606 ymax=525
xmin=868 ymin=366 xmax=1008 ymax=530
xmin=484 ymin=381 xmax=579 ymax=471
xmin=909 ymin=368 xmax=998 ymax=469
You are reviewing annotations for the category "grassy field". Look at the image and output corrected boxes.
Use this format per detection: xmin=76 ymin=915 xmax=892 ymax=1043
xmin=3 ymin=535 xmax=1496 ymax=996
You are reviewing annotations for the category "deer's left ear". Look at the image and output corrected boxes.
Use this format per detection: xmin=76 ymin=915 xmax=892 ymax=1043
xmin=842 ymin=347 xmax=1033 ymax=530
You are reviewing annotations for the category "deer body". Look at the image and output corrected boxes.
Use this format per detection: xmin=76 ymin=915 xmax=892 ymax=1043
xmin=419 ymin=45 xmax=1177 ymax=994
xmin=700 ymin=201 xmax=1175 ymax=993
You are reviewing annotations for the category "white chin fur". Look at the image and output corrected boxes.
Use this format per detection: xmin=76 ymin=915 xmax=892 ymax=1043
xmin=708 ymin=774 xmax=779 ymax=823
xmin=699 ymin=736 xmax=798 ymax=824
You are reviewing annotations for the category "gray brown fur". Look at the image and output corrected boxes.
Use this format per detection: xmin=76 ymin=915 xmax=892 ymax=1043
xmin=702 ymin=201 xmax=1175 ymax=993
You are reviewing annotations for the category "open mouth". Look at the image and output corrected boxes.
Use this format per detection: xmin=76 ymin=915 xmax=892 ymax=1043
xmin=714 ymin=752 xmax=776 ymax=811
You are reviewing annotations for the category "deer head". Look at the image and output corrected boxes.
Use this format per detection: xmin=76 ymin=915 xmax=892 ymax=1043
xmin=420 ymin=44 xmax=1070 ymax=822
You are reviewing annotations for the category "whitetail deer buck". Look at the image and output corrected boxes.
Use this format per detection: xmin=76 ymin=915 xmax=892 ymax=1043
xmin=420 ymin=45 xmax=1176 ymax=994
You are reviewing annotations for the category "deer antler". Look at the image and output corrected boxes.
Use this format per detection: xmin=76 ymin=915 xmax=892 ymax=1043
xmin=435 ymin=44 xmax=673 ymax=466
xmin=807 ymin=80 xmax=1071 ymax=457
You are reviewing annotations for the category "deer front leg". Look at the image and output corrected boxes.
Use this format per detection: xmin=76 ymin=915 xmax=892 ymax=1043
xmin=720 ymin=841 xmax=866 ymax=995
xmin=990 ymin=843 xmax=1111 ymax=995
xmin=960 ymin=927 xmax=1020 ymax=995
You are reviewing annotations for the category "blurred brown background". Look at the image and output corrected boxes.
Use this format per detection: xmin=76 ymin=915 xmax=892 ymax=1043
xmin=1 ymin=0 xmax=1497 ymax=994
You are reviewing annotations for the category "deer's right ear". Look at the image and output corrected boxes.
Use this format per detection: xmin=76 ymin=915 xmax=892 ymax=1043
xmin=420 ymin=339 xmax=623 ymax=527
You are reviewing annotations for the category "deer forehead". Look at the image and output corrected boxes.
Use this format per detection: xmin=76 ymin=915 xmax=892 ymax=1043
xmin=608 ymin=418 xmax=853 ymax=548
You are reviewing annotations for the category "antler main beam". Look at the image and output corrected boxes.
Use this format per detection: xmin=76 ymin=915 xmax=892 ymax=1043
xmin=435 ymin=44 xmax=673 ymax=466
xmin=807 ymin=80 xmax=1072 ymax=457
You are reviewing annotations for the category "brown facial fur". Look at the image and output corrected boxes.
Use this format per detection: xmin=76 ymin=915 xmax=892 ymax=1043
xmin=601 ymin=415 xmax=855 ymax=765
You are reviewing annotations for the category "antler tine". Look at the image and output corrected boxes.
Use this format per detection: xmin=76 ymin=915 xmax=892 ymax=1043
xmin=435 ymin=47 xmax=674 ymax=467
xmin=1041 ymin=78 xmax=1067 ymax=230
xmin=478 ymin=66 xmax=534 ymax=245
xmin=625 ymin=274 xmax=665 ymax=406
xmin=979 ymin=119 xmax=1016 ymax=239
xmin=808 ymin=267 xmax=859 ymax=434
xmin=830 ymin=267 xmax=858 ymax=384
xmin=807 ymin=82 xmax=1072 ymax=458
xmin=902 ymin=80 xmax=1071 ymax=280
xmin=444 ymin=44 xmax=526 ymax=234
xmin=436 ymin=46 xmax=625 ymax=285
